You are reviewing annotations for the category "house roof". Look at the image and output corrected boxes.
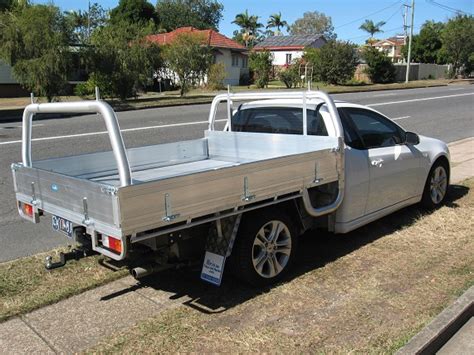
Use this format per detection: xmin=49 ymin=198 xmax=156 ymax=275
xmin=254 ymin=34 xmax=326 ymax=51
xmin=373 ymin=36 xmax=405 ymax=47
xmin=146 ymin=27 xmax=246 ymax=51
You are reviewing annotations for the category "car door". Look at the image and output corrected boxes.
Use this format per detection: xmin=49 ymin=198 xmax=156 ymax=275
xmin=340 ymin=107 xmax=421 ymax=215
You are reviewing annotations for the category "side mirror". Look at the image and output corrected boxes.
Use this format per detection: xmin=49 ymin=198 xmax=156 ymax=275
xmin=405 ymin=131 xmax=420 ymax=145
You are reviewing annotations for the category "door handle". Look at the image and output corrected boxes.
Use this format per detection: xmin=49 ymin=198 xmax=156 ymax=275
xmin=371 ymin=158 xmax=384 ymax=167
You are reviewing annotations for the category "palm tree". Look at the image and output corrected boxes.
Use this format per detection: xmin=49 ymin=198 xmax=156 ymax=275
xmin=232 ymin=9 xmax=263 ymax=47
xmin=267 ymin=12 xmax=288 ymax=35
xmin=359 ymin=19 xmax=386 ymax=42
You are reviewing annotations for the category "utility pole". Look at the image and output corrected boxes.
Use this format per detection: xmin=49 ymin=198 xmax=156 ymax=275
xmin=403 ymin=4 xmax=409 ymax=45
xmin=405 ymin=0 xmax=415 ymax=83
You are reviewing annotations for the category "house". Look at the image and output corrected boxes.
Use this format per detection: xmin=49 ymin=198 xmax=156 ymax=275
xmin=147 ymin=27 xmax=248 ymax=86
xmin=0 ymin=60 xmax=29 ymax=97
xmin=372 ymin=35 xmax=406 ymax=63
xmin=253 ymin=34 xmax=326 ymax=66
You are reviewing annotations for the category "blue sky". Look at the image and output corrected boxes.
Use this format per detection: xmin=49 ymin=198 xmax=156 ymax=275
xmin=34 ymin=0 xmax=473 ymax=43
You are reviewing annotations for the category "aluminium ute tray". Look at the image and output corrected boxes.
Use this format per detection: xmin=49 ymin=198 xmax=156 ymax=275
xmin=12 ymin=130 xmax=339 ymax=237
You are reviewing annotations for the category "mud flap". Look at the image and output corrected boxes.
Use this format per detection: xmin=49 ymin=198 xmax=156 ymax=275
xmin=200 ymin=214 xmax=242 ymax=286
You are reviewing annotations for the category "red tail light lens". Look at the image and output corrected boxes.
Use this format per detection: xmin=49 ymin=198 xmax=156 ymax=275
xmin=22 ymin=203 xmax=33 ymax=217
xmin=102 ymin=235 xmax=122 ymax=254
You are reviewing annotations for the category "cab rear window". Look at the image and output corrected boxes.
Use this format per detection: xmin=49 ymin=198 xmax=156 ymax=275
xmin=231 ymin=107 xmax=328 ymax=136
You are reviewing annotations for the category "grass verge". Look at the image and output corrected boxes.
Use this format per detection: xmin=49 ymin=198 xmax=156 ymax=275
xmin=0 ymin=248 xmax=127 ymax=322
xmin=0 ymin=79 xmax=464 ymax=114
xmin=90 ymin=178 xmax=474 ymax=353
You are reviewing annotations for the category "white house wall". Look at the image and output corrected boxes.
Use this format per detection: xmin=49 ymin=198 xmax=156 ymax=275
xmin=271 ymin=50 xmax=304 ymax=66
xmin=216 ymin=48 xmax=248 ymax=86
xmin=0 ymin=61 xmax=18 ymax=84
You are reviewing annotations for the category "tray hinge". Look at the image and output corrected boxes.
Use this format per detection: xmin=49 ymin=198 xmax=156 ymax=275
xmin=163 ymin=193 xmax=180 ymax=222
xmin=241 ymin=176 xmax=256 ymax=202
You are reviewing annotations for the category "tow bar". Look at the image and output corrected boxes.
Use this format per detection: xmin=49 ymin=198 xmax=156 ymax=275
xmin=45 ymin=227 xmax=96 ymax=270
xmin=45 ymin=247 xmax=95 ymax=270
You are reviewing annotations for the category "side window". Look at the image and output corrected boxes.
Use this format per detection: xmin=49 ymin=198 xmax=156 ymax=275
xmin=232 ymin=107 xmax=328 ymax=136
xmin=337 ymin=108 xmax=365 ymax=150
xmin=342 ymin=108 xmax=405 ymax=149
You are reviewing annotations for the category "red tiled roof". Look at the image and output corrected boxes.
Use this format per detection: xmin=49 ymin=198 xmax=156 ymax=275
xmin=146 ymin=27 xmax=246 ymax=50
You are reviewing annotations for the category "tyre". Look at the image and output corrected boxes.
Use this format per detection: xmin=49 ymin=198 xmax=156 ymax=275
xmin=421 ymin=159 xmax=449 ymax=209
xmin=229 ymin=209 xmax=298 ymax=287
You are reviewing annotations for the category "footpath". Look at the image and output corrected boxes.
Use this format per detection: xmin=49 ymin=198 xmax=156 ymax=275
xmin=0 ymin=137 xmax=473 ymax=354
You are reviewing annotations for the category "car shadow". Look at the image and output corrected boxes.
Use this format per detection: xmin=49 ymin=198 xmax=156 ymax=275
xmin=105 ymin=184 xmax=469 ymax=314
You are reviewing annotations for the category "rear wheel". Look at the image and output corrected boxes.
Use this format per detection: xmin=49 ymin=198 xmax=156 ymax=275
xmin=229 ymin=209 xmax=298 ymax=286
xmin=421 ymin=160 xmax=449 ymax=209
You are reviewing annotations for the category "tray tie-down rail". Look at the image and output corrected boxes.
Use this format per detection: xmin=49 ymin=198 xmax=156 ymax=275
xmin=21 ymin=97 xmax=132 ymax=187
xmin=207 ymin=89 xmax=345 ymax=217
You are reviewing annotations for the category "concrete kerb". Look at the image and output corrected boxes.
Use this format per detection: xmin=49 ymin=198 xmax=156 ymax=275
xmin=397 ymin=286 xmax=474 ymax=355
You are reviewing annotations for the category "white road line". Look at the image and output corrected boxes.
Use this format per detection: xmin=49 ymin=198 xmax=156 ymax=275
xmin=449 ymin=87 xmax=466 ymax=91
xmin=367 ymin=92 xmax=474 ymax=107
xmin=372 ymin=93 xmax=396 ymax=97
xmin=0 ymin=119 xmax=227 ymax=146
xmin=392 ymin=116 xmax=410 ymax=121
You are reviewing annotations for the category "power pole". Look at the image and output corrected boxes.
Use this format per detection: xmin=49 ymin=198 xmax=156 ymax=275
xmin=403 ymin=4 xmax=409 ymax=45
xmin=405 ymin=0 xmax=415 ymax=83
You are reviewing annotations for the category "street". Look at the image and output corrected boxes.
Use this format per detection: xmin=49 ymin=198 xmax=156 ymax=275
xmin=0 ymin=84 xmax=473 ymax=262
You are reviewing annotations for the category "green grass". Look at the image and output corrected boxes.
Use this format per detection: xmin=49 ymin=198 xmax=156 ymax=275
xmin=0 ymin=247 xmax=127 ymax=322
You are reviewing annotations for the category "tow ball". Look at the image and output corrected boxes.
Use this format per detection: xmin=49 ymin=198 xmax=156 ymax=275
xmin=45 ymin=227 xmax=96 ymax=270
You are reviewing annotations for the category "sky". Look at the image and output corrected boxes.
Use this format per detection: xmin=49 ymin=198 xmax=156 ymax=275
xmin=34 ymin=0 xmax=473 ymax=44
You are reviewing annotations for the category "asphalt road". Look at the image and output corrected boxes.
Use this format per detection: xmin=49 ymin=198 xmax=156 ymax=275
xmin=0 ymin=84 xmax=473 ymax=262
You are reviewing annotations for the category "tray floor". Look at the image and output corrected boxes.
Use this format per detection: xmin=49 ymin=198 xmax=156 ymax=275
xmin=91 ymin=158 xmax=240 ymax=185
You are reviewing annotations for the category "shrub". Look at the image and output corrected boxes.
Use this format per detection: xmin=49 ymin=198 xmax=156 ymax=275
xmin=304 ymin=41 xmax=358 ymax=85
xmin=278 ymin=64 xmax=300 ymax=88
xmin=362 ymin=46 xmax=396 ymax=83
xmin=249 ymin=50 xmax=273 ymax=88
xmin=207 ymin=63 xmax=226 ymax=90
xmin=74 ymin=73 xmax=114 ymax=98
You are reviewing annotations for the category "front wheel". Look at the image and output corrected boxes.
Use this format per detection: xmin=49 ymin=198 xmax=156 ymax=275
xmin=229 ymin=209 xmax=298 ymax=287
xmin=421 ymin=160 xmax=449 ymax=209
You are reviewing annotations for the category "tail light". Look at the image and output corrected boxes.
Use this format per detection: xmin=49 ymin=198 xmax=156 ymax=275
xmin=22 ymin=203 xmax=33 ymax=217
xmin=101 ymin=235 xmax=122 ymax=254
xmin=18 ymin=201 xmax=39 ymax=223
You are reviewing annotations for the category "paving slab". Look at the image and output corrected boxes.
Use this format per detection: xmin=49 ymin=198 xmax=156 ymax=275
xmin=23 ymin=279 xmax=163 ymax=353
xmin=448 ymin=138 xmax=474 ymax=184
xmin=437 ymin=317 xmax=474 ymax=354
xmin=0 ymin=318 xmax=54 ymax=354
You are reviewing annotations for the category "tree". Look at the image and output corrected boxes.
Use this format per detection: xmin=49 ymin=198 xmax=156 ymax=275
xmin=110 ymin=0 xmax=158 ymax=26
xmin=362 ymin=46 xmax=396 ymax=83
xmin=303 ymin=41 xmax=358 ymax=85
xmin=249 ymin=50 xmax=272 ymax=88
xmin=440 ymin=15 xmax=474 ymax=77
xmin=64 ymin=3 xmax=108 ymax=45
xmin=359 ymin=19 xmax=386 ymax=42
xmin=289 ymin=11 xmax=336 ymax=40
xmin=401 ymin=21 xmax=445 ymax=64
xmin=267 ymin=12 xmax=288 ymax=35
xmin=85 ymin=21 xmax=162 ymax=100
xmin=156 ymin=0 xmax=223 ymax=31
xmin=232 ymin=9 xmax=263 ymax=47
xmin=0 ymin=3 xmax=72 ymax=101
xmin=163 ymin=33 xmax=212 ymax=96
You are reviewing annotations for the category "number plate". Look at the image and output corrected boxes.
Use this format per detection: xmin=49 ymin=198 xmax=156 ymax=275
xmin=52 ymin=215 xmax=73 ymax=238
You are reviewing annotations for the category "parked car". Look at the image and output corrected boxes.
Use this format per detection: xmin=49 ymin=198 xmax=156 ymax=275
xmin=12 ymin=91 xmax=450 ymax=286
